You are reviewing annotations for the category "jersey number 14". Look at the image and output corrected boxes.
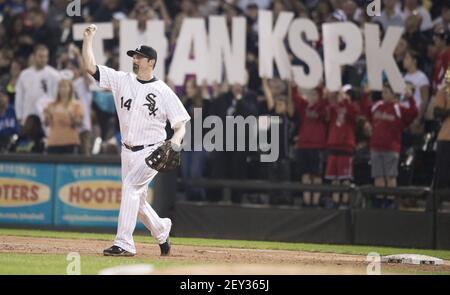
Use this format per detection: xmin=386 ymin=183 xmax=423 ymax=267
xmin=121 ymin=97 xmax=132 ymax=111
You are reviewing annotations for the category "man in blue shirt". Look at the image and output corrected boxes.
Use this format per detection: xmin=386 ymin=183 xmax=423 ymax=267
xmin=0 ymin=92 xmax=18 ymax=150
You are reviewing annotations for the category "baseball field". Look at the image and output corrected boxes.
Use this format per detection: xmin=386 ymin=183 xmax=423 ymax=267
xmin=1 ymin=228 xmax=450 ymax=275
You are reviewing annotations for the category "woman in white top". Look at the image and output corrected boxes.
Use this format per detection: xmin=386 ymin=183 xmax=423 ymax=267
xmin=403 ymin=49 xmax=430 ymax=133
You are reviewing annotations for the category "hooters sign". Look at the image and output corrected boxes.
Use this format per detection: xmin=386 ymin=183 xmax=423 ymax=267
xmin=73 ymin=10 xmax=405 ymax=93
xmin=0 ymin=163 xmax=54 ymax=225
xmin=54 ymin=165 xmax=153 ymax=228
xmin=0 ymin=178 xmax=50 ymax=207
xmin=58 ymin=180 xmax=122 ymax=210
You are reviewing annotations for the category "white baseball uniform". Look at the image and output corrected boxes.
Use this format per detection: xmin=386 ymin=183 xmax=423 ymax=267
xmin=15 ymin=65 xmax=60 ymax=123
xmin=94 ymin=65 xmax=190 ymax=254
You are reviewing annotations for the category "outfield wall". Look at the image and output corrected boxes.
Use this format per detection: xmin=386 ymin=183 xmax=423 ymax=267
xmin=0 ymin=156 xmax=166 ymax=229
xmin=1 ymin=155 xmax=449 ymax=250
xmin=173 ymin=202 xmax=450 ymax=250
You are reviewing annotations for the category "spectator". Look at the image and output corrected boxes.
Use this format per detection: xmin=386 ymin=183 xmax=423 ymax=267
xmin=4 ymin=60 xmax=22 ymax=105
xmin=6 ymin=16 xmax=34 ymax=58
xmin=10 ymin=114 xmax=45 ymax=153
xmin=431 ymin=26 xmax=450 ymax=93
xmin=15 ymin=44 xmax=60 ymax=126
xmin=236 ymin=0 xmax=271 ymax=11
xmin=129 ymin=0 xmax=172 ymax=40
xmin=180 ymin=77 xmax=210 ymax=201
xmin=261 ymin=77 xmax=295 ymax=205
xmin=27 ymin=8 xmax=59 ymax=60
xmin=432 ymin=2 xmax=450 ymax=31
xmin=354 ymin=117 xmax=372 ymax=186
xmin=66 ymin=44 xmax=94 ymax=155
xmin=403 ymin=0 xmax=433 ymax=31
xmin=403 ymin=14 xmax=429 ymax=59
xmin=433 ymin=73 xmax=450 ymax=192
xmin=44 ymin=78 xmax=84 ymax=154
xmin=369 ymin=82 xmax=418 ymax=208
xmin=129 ymin=1 xmax=157 ymax=35
xmin=403 ymin=49 xmax=430 ymax=134
xmin=92 ymin=0 xmax=124 ymax=22
xmin=170 ymin=0 xmax=200 ymax=48
xmin=59 ymin=17 xmax=74 ymax=46
xmin=0 ymin=92 xmax=18 ymax=151
xmin=290 ymin=1 xmax=309 ymax=18
xmin=197 ymin=0 xmax=220 ymax=17
xmin=373 ymin=0 xmax=404 ymax=32
xmin=311 ymin=0 xmax=334 ymax=26
xmin=0 ymin=48 xmax=10 ymax=74
xmin=0 ymin=60 xmax=22 ymax=105
xmin=394 ymin=36 xmax=409 ymax=74
xmin=425 ymin=26 xmax=450 ymax=132
xmin=291 ymin=85 xmax=328 ymax=208
xmin=208 ymin=82 xmax=259 ymax=203
xmin=325 ymin=85 xmax=359 ymax=209
xmin=271 ymin=0 xmax=288 ymax=20
xmin=342 ymin=0 xmax=362 ymax=25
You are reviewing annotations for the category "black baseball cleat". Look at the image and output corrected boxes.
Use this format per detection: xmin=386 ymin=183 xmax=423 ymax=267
xmin=159 ymin=239 xmax=171 ymax=256
xmin=103 ymin=245 xmax=135 ymax=257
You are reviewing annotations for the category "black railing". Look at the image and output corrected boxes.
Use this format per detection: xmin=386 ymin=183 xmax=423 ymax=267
xmin=178 ymin=178 xmax=450 ymax=249
xmin=177 ymin=178 xmax=449 ymax=206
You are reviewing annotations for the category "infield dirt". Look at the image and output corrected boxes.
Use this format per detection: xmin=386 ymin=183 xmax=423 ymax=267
xmin=1 ymin=235 xmax=450 ymax=274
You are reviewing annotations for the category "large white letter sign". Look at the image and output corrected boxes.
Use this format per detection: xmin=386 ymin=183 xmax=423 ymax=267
xmin=258 ymin=10 xmax=294 ymax=79
xmin=365 ymin=23 xmax=405 ymax=93
xmin=208 ymin=16 xmax=246 ymax=84
xmin=288 ymin=18 xmax=323 ymax=89
xmin=168 ymin=18 xmax=209 ymax=85
xmin=323 ymin=22 xmax=363 ymax=91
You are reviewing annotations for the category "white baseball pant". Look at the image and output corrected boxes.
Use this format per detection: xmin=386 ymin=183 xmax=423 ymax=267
xmin=113 ymin=144 xmax=171 ymax=254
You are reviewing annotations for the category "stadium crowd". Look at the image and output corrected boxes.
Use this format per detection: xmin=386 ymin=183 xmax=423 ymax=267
xmin=0 ymin=0 xmax=450 ymax=208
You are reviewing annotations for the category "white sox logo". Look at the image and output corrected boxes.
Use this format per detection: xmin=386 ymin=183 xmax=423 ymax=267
xmin=41 ymin=79 xmax=48 ymax=94
xmin=144 ymin=93 xmax=158 ymax=117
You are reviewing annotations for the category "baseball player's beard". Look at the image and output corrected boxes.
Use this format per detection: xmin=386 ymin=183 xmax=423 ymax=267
xmin=133 ymin=64 xmax=139 ymax=74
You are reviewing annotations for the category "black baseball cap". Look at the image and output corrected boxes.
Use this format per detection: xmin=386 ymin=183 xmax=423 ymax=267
xmin=127 ymin=45 xmax=157 ymax=62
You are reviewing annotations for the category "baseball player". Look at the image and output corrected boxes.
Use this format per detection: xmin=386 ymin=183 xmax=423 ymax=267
xmin=82 ymin=24 xmax=190 ymax=256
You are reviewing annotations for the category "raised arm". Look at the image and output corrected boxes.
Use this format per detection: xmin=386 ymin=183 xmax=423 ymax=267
xmin=400 ymin=86 xmax=418 ymax=125
xmin=342 ymin=97 xmax=359 ymax=124
xmin=262 ymin=77 xmax=274 ymax=111
xmin=154 ymin=0 xmax=172 ymax=31
xmin=82 ymin=24 xmax=98 ymax=75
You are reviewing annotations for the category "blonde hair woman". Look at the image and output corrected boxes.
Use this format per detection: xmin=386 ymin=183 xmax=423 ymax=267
xmin=44 ymin=78 xmax=84 ymax=154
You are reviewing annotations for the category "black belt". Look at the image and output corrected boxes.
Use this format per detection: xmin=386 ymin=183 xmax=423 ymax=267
xmin=123 ymin=143 xmax=155 ymax=152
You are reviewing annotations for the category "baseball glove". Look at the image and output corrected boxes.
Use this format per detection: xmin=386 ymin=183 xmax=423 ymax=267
xmin=145 ymin=141 xmax=181 ymax=172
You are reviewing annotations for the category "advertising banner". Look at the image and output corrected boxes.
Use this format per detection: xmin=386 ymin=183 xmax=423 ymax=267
xmin=54 ymin=164 xmax=153 ymax=228
xmin=0 ymin=162 xmax=54 ymax=225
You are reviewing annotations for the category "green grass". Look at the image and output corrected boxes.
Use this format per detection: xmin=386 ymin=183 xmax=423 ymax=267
xmin=0 ymin=253 xmax=197 ymax=275
xmin=1 ymin=228 xmax=450 ymax=260
xmin=0 ymin=252 xmax=447 ymax=275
